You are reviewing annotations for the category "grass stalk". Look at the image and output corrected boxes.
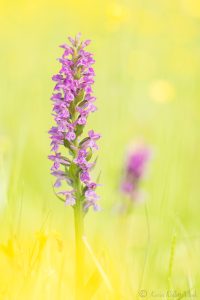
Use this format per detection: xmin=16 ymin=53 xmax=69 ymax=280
xmin=74 ymin=197 xmax=84 ymax=299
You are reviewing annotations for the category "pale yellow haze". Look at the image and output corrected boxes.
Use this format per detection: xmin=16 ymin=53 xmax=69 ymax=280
xmin=149 ymin=80 xmax=175 ymax=103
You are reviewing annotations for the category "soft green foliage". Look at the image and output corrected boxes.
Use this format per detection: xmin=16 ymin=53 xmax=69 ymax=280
xmin=0 ymin=1 xmax=200 ymax=298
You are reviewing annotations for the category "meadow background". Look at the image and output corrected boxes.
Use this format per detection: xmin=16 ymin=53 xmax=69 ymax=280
xmin=0 ymin=0 xmax=200 ymax=299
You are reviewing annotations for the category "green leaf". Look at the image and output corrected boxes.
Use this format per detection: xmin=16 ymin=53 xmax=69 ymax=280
xmin=69 ymin=162 xmax=79 ymax=180
xmin=52 ymin=185 xmax=65 ymax=203
xmin=86 ymin=148 xmax=93 ymax=161
xmin=74 ymin=89 xmax=85 ymax=105
xmin=64 ymin=139 xmax=76 ymax=157
xmin=75 ymin=124 xmax=84 ymax=137
xmin=60 ymin=156 xmax=71 ymax=165
xmin=78 ymin=100 xmax=87 ymax=108
xmin=69 ymin=101 xmax=75 ymax=116
xmin=64 ymin=139 xmax=71 ymax=149
xmin=79 ymin=137 xmax=90 ymax=146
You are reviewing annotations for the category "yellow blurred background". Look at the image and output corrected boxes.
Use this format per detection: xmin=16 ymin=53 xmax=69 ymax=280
xmin=0 ymin=0 xmax=200 ymax=299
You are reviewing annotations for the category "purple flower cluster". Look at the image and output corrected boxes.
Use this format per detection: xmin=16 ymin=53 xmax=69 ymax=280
xmin=48 ymin=34 xmax=100 ymax=211
xmin=121 ymin=144 xmax=151 ymax=201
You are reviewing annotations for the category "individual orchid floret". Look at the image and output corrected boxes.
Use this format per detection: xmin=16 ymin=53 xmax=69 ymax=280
xmin=48 ymin=33 xmax=101 ymax=211
xmin=58 ymin=191 xmax=76 ymax=206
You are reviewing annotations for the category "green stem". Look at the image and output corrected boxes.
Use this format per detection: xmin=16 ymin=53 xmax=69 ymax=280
xmin=74 ymin=194 xmax=84 ymax=299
